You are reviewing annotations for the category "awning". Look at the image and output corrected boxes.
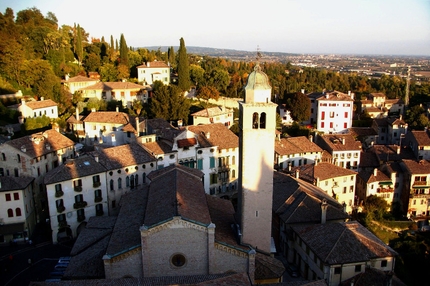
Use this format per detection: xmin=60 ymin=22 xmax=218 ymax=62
xmin=412 ymin=185 xmax=430 ymax=189
xmin=379 ymin=181 xmax=392 ymax=186
xmin=0 ymin=223 xmax=25 ymax=235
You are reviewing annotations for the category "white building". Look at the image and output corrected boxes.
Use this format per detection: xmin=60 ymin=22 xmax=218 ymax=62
xmin=44 ymin=155 xmax=108 ymax=243
xmin=315 ymin=90 xmax=354 ymax=134
xmin=275 ymin=136 xmax=323 ymax=170
xmin=136 ymin=61 xmax=170 ymax=85
xmin=62 ymin=75 xmax=99 ymax=95
xmin=12 ymin=98 xmax=59 ymax=120
xmin=191 ymin=106 xmax=234 ymax=128
xmin=356 ymin=168 xmax=396 ymax=208
xmin=0 ymin=176 xmax=35 ymax=244
xmin=316 ymin=134 xmax=362 ymax=171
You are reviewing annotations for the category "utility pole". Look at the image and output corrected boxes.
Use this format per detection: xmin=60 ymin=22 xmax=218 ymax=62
xmin=405 ymin=66 xmax=411 ymax=107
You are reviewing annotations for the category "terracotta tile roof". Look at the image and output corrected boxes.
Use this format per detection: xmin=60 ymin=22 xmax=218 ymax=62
xmin=402 ymin=159 xmax=430 ymax=174
xmin=359 ymin=152 xmax=380 ymax=169
xmin=0 ymin=176 xmax=34 ymax=191
xmin=275 ymin=136 xmax=322 ymax=155
xmin=254 ymin=252 xmax=285 ymax=280
xmin=316 ymin=90 xmax=354 ymax=102
xmin=187 ymin=123 xmax=239 ymax=150
xmin=348 ymin=127 xmax=378 ymax=137
xmin=292 ymin=221 xmax=398 ymax=265
xmin=122 ymin=122 xmax=136 ymax=132
xmin=64 ymin=75 xmax=98 ymax=83
xmin=66 ymin=114 xmax=85 ymax=123
xmin=370 ymin=144 xmax=415 ymax=162
xmin=23 ymin=99 xmax=57 ymax=110
xmin=317 ymin=134 xmax=362 ymax=152
xmin=410 ymin=130 xmax=430 ymax=146
xmin=136 ymin=61 xmax=170 ymax=68
xmin=105 ymin=185 xmax=148 ymax=258
xmin=65 ymin=216 xmax=116 ymax=279
xmin=177 ymin=137 xmax=197 ymax=148
xmin=83 ymin=111 xmax=132 ymax=124
xmin=358 ymin=169 xmax=391 ymax=184
xmin=94 ymin=143 xmax=156 ymax=170
xmin=340 ymin=266 xmax=406 ymax=286
xmin=387 ymin=117 xmax=406 ymax=126
xmin=144 ymin=164 xmax=209 ymax=227
xmin=191 ymin=106 xmax=233 ymax=117
xmin=273 ymin=172 xmax=349 ymax=224
xmin=44 ymin=155 xmax=107 ymax=185
xmin=369 ymin=92 xmax=387 ymax=98
xmin=373 ymin=118 xmax=389 ymax=127
xmin=5 ymin=129 xmax=74 ymax=158
xmin=205 ymin=194 xmax=248 ymax=251
xmin=385 ymin=98 xmax=404 ymax=104
xmin=141 ymin=141 xmax=175 ymax=155
xmin=292 ymin=162 xmax=357 ymax=182
xmin=82 ymin=82 xmax=145 ymax=91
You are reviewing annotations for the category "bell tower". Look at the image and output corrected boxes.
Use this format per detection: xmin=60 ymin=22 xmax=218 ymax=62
xmin=238 ymin=59 xmax=277 ymax=253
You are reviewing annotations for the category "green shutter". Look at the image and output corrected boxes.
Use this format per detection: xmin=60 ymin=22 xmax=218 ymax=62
xmin=197 ymin=159 xmax=203 ymax=170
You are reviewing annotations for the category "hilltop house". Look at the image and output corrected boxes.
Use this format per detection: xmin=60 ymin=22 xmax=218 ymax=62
xmin=404 ymin=129 xmax=430 ymax=160
xmin=62 ymin=75 xmax=99 ymax=95
xmin=360 ymin=93 xmax=404 ymax=118
xmin=0 ymin=176 xmax=35 ymax=244
xmin=136 ymin=61 xmax=170 ymax=85
xmin=191 ymin=106 xmax=234 ymax=128
xmin=371 ymin=117 xmax=407 ymax=145
xmin=356 ymin=168 xmax=396 ymax=208
xmin=80 ymin=82 xmax=148 ymax=107
xmin=11 ymin=97 xmax=59 ymax=121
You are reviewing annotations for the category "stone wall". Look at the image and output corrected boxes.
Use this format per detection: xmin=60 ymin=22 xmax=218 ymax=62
xmin=104 ymin=247 xmax=143 ymax=279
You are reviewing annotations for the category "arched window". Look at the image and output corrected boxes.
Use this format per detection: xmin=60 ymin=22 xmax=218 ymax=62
xmin=260 ymin=112 xmax=266 ymax=129
xmin=7 ymin=209 xmax=13 ymax=217
xmin=15 ymin=208 xmax=21 ymax=216
xmin=118 ymin=178 xmax=122 ymax=189
xmin=135 ymin=174 xmax=139 ymax=186
xmin=110 ymin=179 xmax=114 ymax=191
xmin=130 ymin=175 xmax=135 ymax=189
xmin=232 ymin=169 xmax=236 ymax=178
xmin=142 ymin=172 xmax=146 ymax=184
xmin=252 ymin=112 xmax=259 ymax=129
xmin=126 ymin=176 xmax=130 ymax=188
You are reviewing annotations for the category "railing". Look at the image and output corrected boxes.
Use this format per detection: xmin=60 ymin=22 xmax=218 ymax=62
xmin=94 ymin=196 xmax=102 ymax=203
xmin=58 ymin=221 xmax=68 ymax=228
xmin=73 ymin=201 xmax=88 ymax=209
xmin=55 ymin=190 xmax=64 ymax=198
xmin=74 ymin=186 xmax=82 ymax=192
xmin=93 ymin=182 xmax=101 ymax=188
xmin=56 ymin=205 xmax=65 ymax=213
xmin=77 ymin=215 xmax=86 ymax=222
xmin=377 ymin=188 xmax=394 ymax=193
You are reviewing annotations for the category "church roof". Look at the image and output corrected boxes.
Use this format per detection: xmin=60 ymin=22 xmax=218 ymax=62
xmin=144 ymin=164 xmax=210 ymax=227
xmin=244 ymin=64 xmax=271 ymax=91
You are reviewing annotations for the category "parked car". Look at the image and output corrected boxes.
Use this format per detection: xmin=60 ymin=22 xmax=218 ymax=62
xmin=286 ymin=263 xmax=299 ymax=277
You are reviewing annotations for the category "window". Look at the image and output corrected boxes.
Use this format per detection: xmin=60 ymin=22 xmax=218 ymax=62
xmin=197 ymin=159 xmax=203 ymax=170
xmin=321 ymin=112 xmax=325 ymax=120
xmin=17 ymin=154 xmax=21 ymax=163
xmin=344 ymin=112 xmax=348 ymax=118
xmin=13 ymin=193 xmax=19 ymax=200
xmin=381 ymin=260 xmax=387 ymax=267
xmin=232 ymin=169 xmax=236 ymax=178
xmin=329 ymin=111 xmax=335 ymax=118
xmin=334 ymin=267 xmax=341 ymax=275
xmin=259 ymin=112 xmax=266 ymax=129
xmin=171 ymin=254 xmax=186 ymax=267
xmin=126 ymin=176 xmax=130 ymax=187
xmin=94 ymin=189 xmax=102 ymax=202
xmin=355 ymin=265 xmax=362 ymax=272
xmin=344 ymin=122 xmax=347 ymax=128
xmin=210 ymin=157 xmax=215 ymax=168
xmin=252 ymin=112 xmax=259 ymax=129
xmin=210 ymin=173 xmax=217 ymax=184
xmin=5 ymin=194 xmax=11 ymax=201
xmin=112 ymin=200 xmax=116 ymax=208
xmin=7 ymin=209 xmax=13 ymax=217
xmin=93 ymin=175 xmax=101 ymax=187
xmin=343 ymin=187 xmax=347 ymax=194
xmin=110 ymin=179 xmax=114 ymax=191
xmin=14 ymin=168 xmax=18 ymax=177
xmin=0 ymin=168 xmax=4 ymax=176
xmin=73 ymin=179 xmax=82 ymax=192
xmin=118 ymin=178 xmax=122 ymax=189
xmin=96 ymin=204 xmax=104 ymax=216
xmin=321 ymin=122 xmax=325 ymax=128
xmin=15 ymin=208 xmax=21 ymax=216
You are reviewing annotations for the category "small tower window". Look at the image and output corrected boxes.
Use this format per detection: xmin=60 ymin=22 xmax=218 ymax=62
xmin=260 ymin=112 xmax=266 ymax=129
xmin=252 ymin=112 xmax=259 ymax=129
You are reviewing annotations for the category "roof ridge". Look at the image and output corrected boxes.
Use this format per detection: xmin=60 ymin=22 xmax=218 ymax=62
xmin=323 ymin=223 xmax=347 ymax=262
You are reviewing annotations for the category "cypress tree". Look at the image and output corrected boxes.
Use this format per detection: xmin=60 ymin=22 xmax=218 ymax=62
xmin=119 ymin=33 xmax=128 ymax=66
xmin=177 ymin=38 xmax=190 ymax=92
xmin=76 ymin=24 xmax=83 ymax=66
xmin=168 ymin=46 xmax=176 ymax=68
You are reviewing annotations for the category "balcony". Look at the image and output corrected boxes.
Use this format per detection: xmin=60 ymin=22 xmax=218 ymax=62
xmin=74 ymin=186 xmax=82 ymax=192
xmin=96 ymin=209 xmax=104 ymax=216
xmin=77 ymin=215 xmax=86 ymax=222
xmin=56 ymin=205 xmax=65 ymax=213
xmin=55 ymin=190 xmax=64 ymax=198
xmin=377 ymin=188 xmax=394 ymax=193
xmin=73 ymin=201 xmax=88 ymax=209
xmin=58 ymin=221 xmax=68 ymax=228
xmin=94 ymin=196 xmax=102 ymax=203
xmin=93 ymin=182 xmax=101 ymax=188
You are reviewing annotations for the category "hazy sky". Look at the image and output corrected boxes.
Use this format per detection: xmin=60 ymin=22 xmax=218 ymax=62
xmin=1 ymin=0 xmax=430 ymax=56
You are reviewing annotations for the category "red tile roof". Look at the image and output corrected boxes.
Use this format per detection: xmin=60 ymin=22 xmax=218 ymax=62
xmin=187 ymin=123 xmax=239 ymax=150
xmin=23 ymin=99 xmax=57 ymax=110
xmin=177 ymin=138 xmax=197 ymax=148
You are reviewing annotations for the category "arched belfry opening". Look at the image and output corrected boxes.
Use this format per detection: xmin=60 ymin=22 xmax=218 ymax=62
xmin=259 ymin=112 xmax=266 ymax=129
xmin=252 ymin=112 xmax=259 ymax=129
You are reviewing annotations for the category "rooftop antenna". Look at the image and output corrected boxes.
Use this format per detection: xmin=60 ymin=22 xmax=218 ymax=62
xmin=255 ymin=45 xmax=262 ymax=71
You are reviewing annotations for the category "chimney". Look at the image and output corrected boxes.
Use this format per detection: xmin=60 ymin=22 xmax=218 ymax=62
xmin=136 ymin=117 xmax=140 ymax=136
xmin=309 ymin=135 xmax=313 ymax=143
xmin=321 ymin=199 xmax=328 ymax=224
xmin=314 ymin=156 xmax=318 ymax=166
xmin=374 ymin=168 xmax=378 ymax=177
xmin=288 ymin=162 xmax=292 ymax=172
xmin=301 ymin=89 xmax=305 ymax=94
xmin=91 ymin=108 xmax=96 ymax=112
xmin=116 ymin=106 xmax=119 ymax=113
xmin=21 ymin=99 xmax=26 ymax=105
xmin=342 ymin=138 xmax=346 ymax=145
xmin=40 ymin=97 xmax=44 ymax=101
xmin=295 ymin=169 xmax=300 ymax=179
xmin=396 ymin=145 xmax=400 ymax=154
xmin=76 ymin=108 xmax=79 ymax=121
xmin=348 ymin=91 xmax=351 ymax=96
xmin=206 ymin=132 xmax=210 ymax=139
xmin=94 ymin=155 xmax=99 ymax=162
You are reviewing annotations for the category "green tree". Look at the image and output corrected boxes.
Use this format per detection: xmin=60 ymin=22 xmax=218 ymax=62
xmin=100 ymin=63 xmax=118 ymax=82
xmin=406 ymin=105 xmax=429 ymax=130
xmin=189 ymin=64 xmax=205 ymax=87
xmin=119 ymin=33 xmax=128 ymax=66
xmin=364 ymin=195 xmax=389 ymax=221
xmin=76 ymin=24 xmax=83 ymax=66
xmin=196 ymin=86 xmax=219 ymax=108
xmin=150 ymin=81 xmax=190 ymax=123
xmin=177 ymin=37 xmax=190 ymax=92
xmin=168 ymin=46 xmax=175 ymax=68
xmin=285 ymin=92 xmax=311 ymax=122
